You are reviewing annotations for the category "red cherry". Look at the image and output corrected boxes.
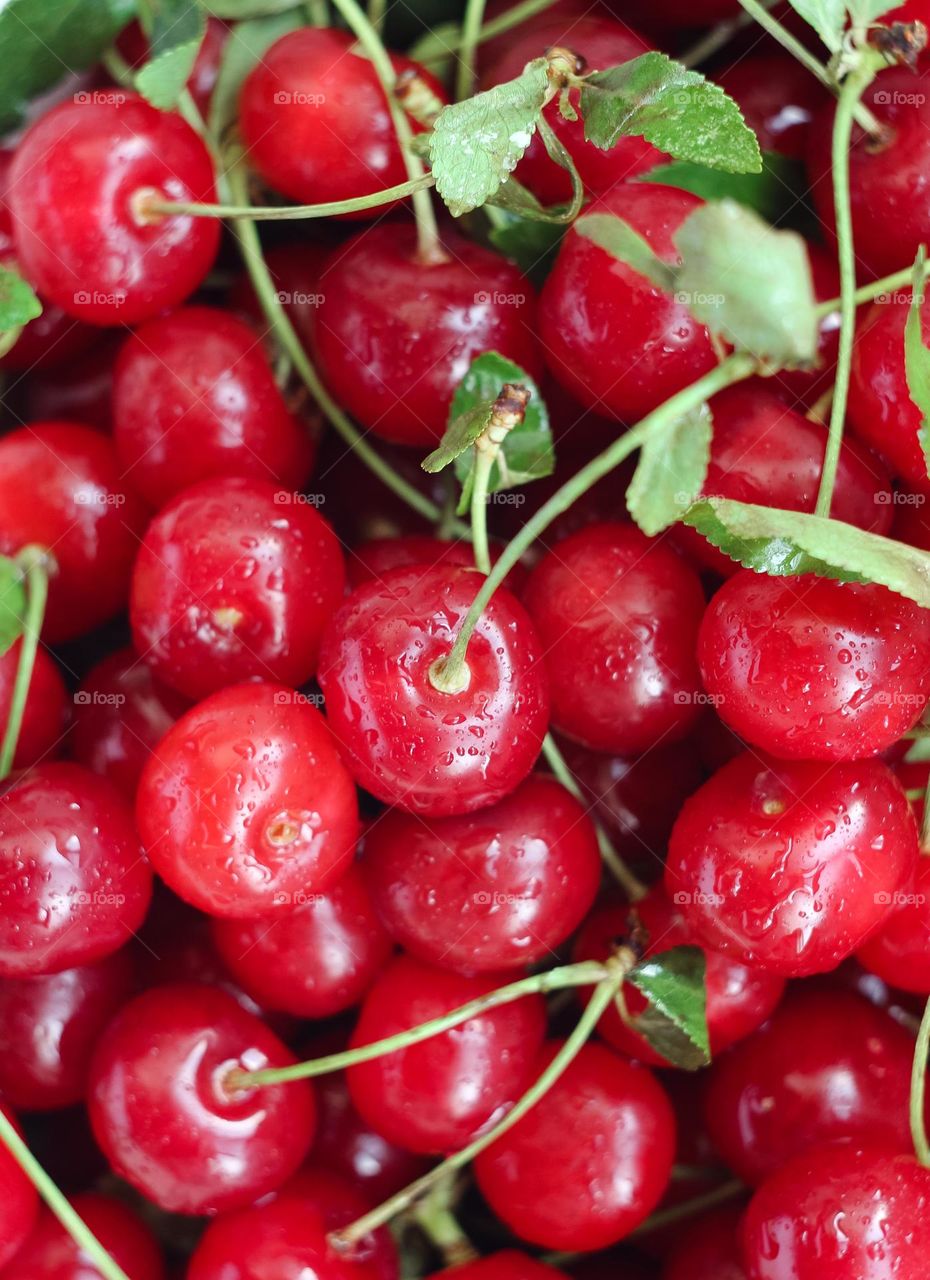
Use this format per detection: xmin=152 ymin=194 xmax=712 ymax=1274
xmin=698 ymin=572 xmax=930 ymax=759
xmin=130 ymin=476 xmax=346 ymax=700
xmin=857 ymin=856 xmax=930 ymax=992
xmin=88 ymin=983 xmax=315 ymax=1215
xmin=310 ymin=225 xmax=541 ymax=447
xmin=768 ymin=241 xmax=841 ymax=406
xmin=0 ymin=1103 xmax=39 ymax=1269
xmin=317 ymin=565 xmax=550 ymax=817
xmin=660 ymin=1206 xmax=747 ymax=1280
xmin=664 ymin=753 xmax=919 ymax=976
xmin=227 ymin=241 xmax=332 ymax=355
xmin=614 ymin=0 xmax=740 ymax=30
xmin=1 ymin=1192 xmax=165 ymax=1280
xmin=347 ymin=536 xmax=525 ymax=595
xmin=8 ymin=94 xmax=219 ymax=325
xmin=113 ymin=307 xmax=315 ymax=509
xmin=0 ymin=423 xmax=148 ymax=643
xmin=435 ymin=1254 xmax=571 ymax=1280
xmin=135 ymin=681 xmax=358 ymax=919
xmin=0 ymin=763 xmax=152 ymax=977
xmin=362 ymin=775 xmax=601 ymax=973
xmin=0 ymin=639 xmax=66 ymax=771
xmin=716 ymin=54 xmax=827 ymax=158
xmin=522 ymin=523 xmax=705 ymax=754
xmin=473 ymin=1041 xmax=675 ymax=1250
xmin=20 ymin=332 xmax=121 ymax=429
xmin=0 ymin=277 xmax=95 ymax=373
xmin=573 ymin=887 xmax=785 ymax=1066
xmin=117 ymin=15 xmax=228 ymax=118
xmin=347 ymin=954 xmax=546 ymax=1154
xmin=539 ymin=185 xmax=717 ymax=424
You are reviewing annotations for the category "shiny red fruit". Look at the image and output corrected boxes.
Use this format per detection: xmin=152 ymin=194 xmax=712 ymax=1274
xmin=0 ymin=639 xmax=66 ymax=771
xmin=347 ymin=536 xmax=525 ymax=595
xmin=0 ymin=1103 xmax=39 ymax=1268
xmin=1 ymin=1192 xmax=165 ymax=1280
xmin=436 ymin=1254 xmax=572 ymax=1280
xmin=227 ymin=241 xmax=332 ymax=356
xmin=716 ymin=53 xmax=826 ymax=158
xmin=661 ymin=1206 xmax=747 ymax=1280
xmin=857 ymin=856 xmax=930 ymax=992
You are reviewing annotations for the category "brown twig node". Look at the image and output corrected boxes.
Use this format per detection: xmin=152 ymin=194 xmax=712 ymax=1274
xmin=479 ymin=383 xmax=530 ymax=453
xmin=871 ymin=20 xmax=927 ymax=67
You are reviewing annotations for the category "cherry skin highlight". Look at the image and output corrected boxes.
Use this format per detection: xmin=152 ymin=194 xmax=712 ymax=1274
xmin=0 ymin=1103 xmax=39 ymax=1269
xmin=0 ymin=1192 xmax=166 ymax=1280
xmin=0 ymin=639 xmax=66 ymax=771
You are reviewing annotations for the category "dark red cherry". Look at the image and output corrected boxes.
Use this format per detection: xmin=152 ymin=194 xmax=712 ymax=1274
xmin=665 ymin=753 xmax=919 ymax=976
xmin=616 ymin=0 xmax=740 ymax=30
xmin=8 ymin=94 xmax=219 ymax=324
xmin=117 ymin=15 xmax=228 ymax=118
xmin=227 ymin=240 xmax=332 ymax=357
xmin=20 ymin=331 xmax=121 ymax=428
xmin=435 ymin=1254 xmax=572 ymax=1280
xmin=573 ymin=888 xmax=785 ymax=1066
xmin=768 ymin=241 xmax=841 ymax=406
xmin=362 ymin=775 xmax=601 ymax=973
xmin=539 ymin=184 xmax=717 ymax=424
xmin=113 ymin=306 xmax=315 ymax=509
xmin=347 ymin=536 xmax=526 ymax=595
xmin=318 ymin=565 xmax=550 ymax=817
xmin=0 ymin=422 xmax=148 ymax=642
xmin=857 ymin=856 xmax=930 ymax=992
xmin=0 ymin=763 xmax=152 ymax=978
xmin=310 ymin=224 xmax=541 ymax=447
xmin=347 ymin=954 xmax=546 ymax=1155
xmin=0 ymin=639 xmax=66 ymax=771
xmin=0 ymin=1103 xmax=39 ymax=1269
xmin=130 ymin=476 xmax=346 ymax=700
xmin=522 ymin=522 xmax=705 ymax=754
xmin=698 ymin=572 xmax=930 ymax=759
xmin=473 ymin=1041 xmax=675 ymax=1250
xmin=0 ymin=275 xmax=95 ymax=372
xmin=88 ymin=983 xmax=316 ymax=1215
xmin=716 ymin=53 xmax=827 ymax=158
xmin=0 ymin=1191 xmax=165 ymax=1280
xmin=135 ymin=681 xmax=358 ymax=919
xmin=660 ymin=1206 xmax=747 ymax=1280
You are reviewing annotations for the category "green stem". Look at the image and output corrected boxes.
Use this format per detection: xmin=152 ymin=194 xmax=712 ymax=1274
xmin=680 ymin=4 xmax=759 ymax=68
xmin=456 ymin=0 xmax=488 ymax=101
xmin=368 ymin=0 xmax=387 ymax=32
xmin=411 ymin=0 xmax=560 ymax=67
xmin=232 ymin=959 xmax=609 ymax=1087
xmin=0 ymin=549 xmax=48 ymax=781
xmin=816 ymin=258 xmax=930 ymax=315
xmin=911 ymin=996 xmax=930 ymax=1166
xmin=146 ymin=175 xmax=435 ymax=221
xmin=470 ymin=450 xmax=494 ymax=575
xmin=629 ymin=1180 xmax=745 ymax=1237
xmin=413 ymin=1175 xmax=478 ymax=1267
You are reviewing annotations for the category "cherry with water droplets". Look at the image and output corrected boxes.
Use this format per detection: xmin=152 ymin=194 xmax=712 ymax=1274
xmin=857 ymin=855 xmax=930 ymax=992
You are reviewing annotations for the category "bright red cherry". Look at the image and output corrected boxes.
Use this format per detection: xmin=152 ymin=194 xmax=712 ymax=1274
xmin=347 ymin=536 xmax=525 ymax=595
xmin=665 ymin=753 xmax=919 ymax=976
xmin=0 ymin=423 xmax=148 ymax=643
xmin=318 ymin=565 xmax=550 ymax=817
xmin=522 ymin=522 xmax=705 ymax=754
xmin=573 ymin=888 xmax=785 ymax=1066
xmin=347 ymin=954 xmax=546 ymax=1155
xmin=20 ymin=332 xmax=121 ymax=428
xmin=9 ymin=94 xmax=219 ymax=324
xmin=136 ymin=681 xmax=358 ymax=919
xmin=539 ymin=185 xmax=717 ymax=424
xmin=435 ymin=1254 xmax=572 ymax=1280
xmin=0 ymin=1103 xmax=39 ymax=1269
xmin=857 ymin=856 xmax=930 ymax=992
xmin=117 ymin=15 xmax=228 ymax=118
xmin=698 ymin=572 xmax=930 ymax=760
xmin=88 ymin=983 xmax=316 ymax=1215
xmin=0 ymin=763 xmax=152 ymax=977
xmin=0 ymin=639 xmax=66 ymax=771
xmin=130 ymin=476 xmax=346 ymax=700
xmin=716 ymin=54 xmax=827 ymax=158
xmin=310 ymin=225 xmax=541 ymax=447
xmin=660 ymin=1206 xmax=747 ymax=1280
xmin=362 ymin=775 xmax=601 ymax=973
xmin=0 ymin=1191 xmax=165 ymax=1280
xmin=473 ymin=1041 xmax=675 ymax=1250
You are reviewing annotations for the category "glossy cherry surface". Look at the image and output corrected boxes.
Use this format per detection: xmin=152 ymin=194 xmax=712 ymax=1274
xmin=660 ymin=1206 xmax=747 ymax=1280
xmin=665 ymin=753 xmax=919 ymax=976
xmin=130 ymin=476 xmax=346 ymax=700
xmin=88 ymin=983 xmax=316 ymax=1215
xmin=1 ymin=1192 xmax=165 ymax=1280
xmin=473 ymin=1041 xmax=675 ymax=1250
xmin=136 ymin=681 xmax=358 ymax=918
xmin=318 ymin=564 xmax=549 ymax=817
xmin=9 ymin=94 xmax=219 ymax=324
xmin=857 ymin=855 xmax=930 ymax=992
xmin=0 ymin=1103 xmax=39 ymax=1269
xmin=113 ymin=306 xmax=315 ymax=509
xmin=347 ymin=536 xmax=524 ymax=594
xmin=347 ymin=954 xmax=546 ymax=1154
xmin=523 ymin=522 xmax=705 ymax=754
xmin=716 ymin=53 xmax=826 ymax=158
xmin=0 ymin=763 xmax=152 ymax=977
xmin=0 ymin=639 xmax=66 ymax=771
xmin=437 ymin=1255 xmax=572 ymax=1280
xmin=310 ymin=224 xmax=541 ymax=447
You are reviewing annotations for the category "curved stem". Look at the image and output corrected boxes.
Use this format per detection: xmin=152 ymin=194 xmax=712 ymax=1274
xmin=911 ymin=996 xmax=930 ymax=1166
xmin=816 ymin=257 xmax=930 ymax=315
xmin=146 ymin=175 xmax=435 ymax=221
xmin=629 ymin=1179 xmax=745 ymax=1237
xmin=412 ymin=0 xmax=560 ymax=67
xmin=680 ymin=4 xmax=759 ymax=67
xmin=369 ymin=0 xmax=387 ymax=32
xmin=413 ymin=1175 xmax=478 ymax=1267
xmin=470 ymin=450 xmax=495 ymax=574
xmin=0 ymin=549 xmax=48 ymax=781
xmin=456 ymin=0 xmax=488 ymax=101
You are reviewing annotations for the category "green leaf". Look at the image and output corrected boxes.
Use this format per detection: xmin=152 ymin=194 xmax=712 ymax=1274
xmin=422 ymin=399 xmax=497 ymax=474
xmin=627 ymin=403 xmax=712 ymax=536
xmin=574 ymin=213 xmax=676 ymax=291
xmin=135 ymin=0 xmax=207 ymax=111
xmin=486 ymin=209 xmax=565 ymax=285
xmin=429 ymin=58 xmax=550 ymax=216
xmin=0 ymin=557 xmax=27 ymax=658
xmin=637 ymin=152 xmax=808 ymax=226
xmin=580 ymin=52 xmax=761 ymax=175
xmin=627 ymin=945 xmax=710 ymax=1071
xmin=674 ymin=199 xmax=818 ymax=364
xmin=0 ymin=264 xmax=42 ymax=333
xmin=0 ymin=0 xmax=136 ymax=134
xmin=684 ymin=497 xmax=930 ymax=607
xmin=786 ymin=0 xmax=847 ymax=50
xmin=904 ymin=247 xmax=930 ymax=479
xmin=846 ymin=0 xmax=896 ymax=25
xmin=203 ymin=0 xmax=302 ymax=13
xmin=208 ymin=9 xmax=303 ymax=139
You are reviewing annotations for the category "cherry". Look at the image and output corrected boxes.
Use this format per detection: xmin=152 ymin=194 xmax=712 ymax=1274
xmin=612 ymin=0 xmax=740 ymax=30
xmin=573 ymin=887 xmax=785 ymax=1066
xmin=716 ymin=54 xmax=827 ymax=159
xmin=857 ymin=856 xmax=930 ymax=992
xmin=0 ymin=422 xmax=148 ymax=643
xmin=660 ymin=1206 xmax=747 ymax=1280
xmin=310 ymin=224 xmax=541 ymax=447
xmin=88 ymin=983 xmax=315 ymax=1215
xmin=117 ymin=15 xmax=228 ymax=118
xmin=240 ymin=28 xmax=442 ymax=210
xmin=113 ymin=307 xmax=316 ymax=510
xmin=0 ymin=947 xmax=135 ymax=1111
xmin=768 ymin=241 xmax=842 ymax=407
xmin=522 ymin=522 xmax=705 ymax=754
xmin=0 ymin=1103 xmax=39 ymax=1269
xmin=0 ymin=639 xmax=66 ymax=771
xmin=539 ymin=185 xmax=717 ymax=424
xmin=362 ymin=775 xmax=601 ymax=973
xmin=0 ymin=284 xmax=94 ymax=373
xmin=135 ymin=681 xmax=358 ymax=919
xmin=211 ymin=864 xmax=393 ymax=1018
xmin=347 ymin=536 xmax=525 ymax=595
xmin=20 ymin=332 xmax=121 ymax=429
xmin=473 ymin=1040 xmax=675 ymax=1250
xmin=130 ymin=476 xmax=346 ymax=700
xmin=435 ymin=1255 xmax=571 ymax=1280
xmin=347 ymin=953 xmax=546 ymax=1154
xmin=0 ymin=1192 xmax=165 ymax=1280
xmin=0 ymin=763 xmax=152 ymax=977
xmin=698 ymin=572 xmax=930 ymax=759
xmin=664 ymin=752 xmax=919 ymax=976
xmin=742 ymin=1143 xmax=930 ymax=1279
xmin=317 ymin=565 xmax=550 ymax=817
xmin=8 ymin=94 xmax=219 ymax=324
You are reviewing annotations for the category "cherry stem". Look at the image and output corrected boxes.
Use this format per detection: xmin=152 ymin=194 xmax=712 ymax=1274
xmin=628 ymin=1178 xmax=745 ymax=1237
xmin=369 ymin=0 xmax=387 ymax=33
xmin=328 ymin=971 xmax=624 ymax=1250
xmin=413 ymin=1174 xmax=478 ymax=1267
xmin=0 ymin=547 xmax=49 ymax=781
xmin=0 ymin=1108 xmax=131 ymax=1280
xmin=680 ymin=1 xmax=763 ymax=68
xmin=469 ymin=383 xmax=530 ymax=575
xmin=230 ymin=959 xmax=610 ymax=1088
xmin=412 ymin=0 xmax=561 ymax=66
xmin=910 ymin=996 xmax=930 ymax=1165
xmin=457 ymin=0 xmax=488 ymax=100
xmin=920 ymin=776 xmax=930 ymax=852
xmin=817 ymin=257 xmax=930 ymax=315
xmin=145 ymin=174 xmax=436 ymax=221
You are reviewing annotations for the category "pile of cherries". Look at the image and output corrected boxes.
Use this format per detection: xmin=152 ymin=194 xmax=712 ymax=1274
xmin=3 ymin=0 xmax=930 ymax=1277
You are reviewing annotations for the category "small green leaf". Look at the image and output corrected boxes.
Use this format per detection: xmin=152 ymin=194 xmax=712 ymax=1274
xmin=904 ymin=247 xmax=930 ymax=479
xmin=0 ymin=264 xmax=42 ymax=333
xmin=786 ymin=0 xmax=847 ymax=50
xmin=204 ymin=0 xmax=303 ymax=14
xmin=580 ymin=52 xmax=761 ymax=175
xmin=422 ymin=399 xmax=497 ymax=474
xmin=637 ymin=152 xmax=809 ymax=226
xmin=136 ymin=0 xmax=207 ymax=111
xmin=0 ymin=557 xmax=27 ymax=658
xmin=627 ymin=945 xmax=710 ymax=1071
xmin=486 ymin=208 xmax=565 ymax=284
xmin=208 ymin=9 xmax=303 ymax=139
xmin=429 ymin=58 xmax=550 ymax=216
xmin=846 ymin=0 xmax=896 ymax=25
xmin=574 ymin=213 xmax=677 ymax=291
xmin=684 ymin=497 xmax=930 ymax=607
xmin=627 ymin=404 xmax=712 ymax=536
